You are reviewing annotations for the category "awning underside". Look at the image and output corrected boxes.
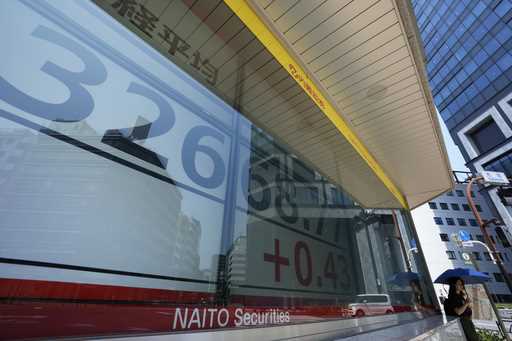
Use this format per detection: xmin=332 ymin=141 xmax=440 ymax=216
xmin=95 ymin=0 xmax=453 ymax=208
xmin=243 ymin=0 xmax=453 ymax=208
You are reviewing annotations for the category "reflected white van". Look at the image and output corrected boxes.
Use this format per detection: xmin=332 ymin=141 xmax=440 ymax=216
xmin=349 ymin=294 xmax=394 ymax=317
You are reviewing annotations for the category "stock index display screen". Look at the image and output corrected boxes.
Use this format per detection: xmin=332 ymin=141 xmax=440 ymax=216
xmin=0 ymin=1 xmax=436 ymax=339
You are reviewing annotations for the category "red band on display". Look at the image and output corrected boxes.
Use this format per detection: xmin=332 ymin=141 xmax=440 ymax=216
xmin=0 ymin=278 xmax=214 ymax=303
xmin=0 ymin=278 xmax=420 ymax=340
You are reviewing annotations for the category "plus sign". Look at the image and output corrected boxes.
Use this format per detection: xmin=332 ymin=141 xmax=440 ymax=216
xmin=264 ymin=239 xmax=289 ymax=282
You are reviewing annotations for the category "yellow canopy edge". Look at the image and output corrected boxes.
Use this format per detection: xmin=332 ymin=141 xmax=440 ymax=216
xmin=224 ymin=0 xmax=409 ymax=209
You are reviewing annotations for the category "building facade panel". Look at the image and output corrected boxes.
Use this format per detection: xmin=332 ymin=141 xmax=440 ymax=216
xmin=413 ymin=0 xmax=512 ymax=131
xmin=414 ymin=0 xmax=512 ymax=246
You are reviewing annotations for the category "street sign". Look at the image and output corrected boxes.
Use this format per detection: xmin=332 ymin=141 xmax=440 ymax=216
xmin=459 ymin=230 xmax=471 ymax=242
xmin=480 ymin=171 xmax=509 ymax=186
xmin=462 ymin=241 xmax=474 ymax=248
xmin=461 ymin=252 xmax=472 ymax=265
xmin=451 ymin=233 xmax=463 ymax=247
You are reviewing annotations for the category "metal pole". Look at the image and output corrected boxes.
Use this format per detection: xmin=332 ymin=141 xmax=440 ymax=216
xmin=407 ymin=247 xmax=418 ymax=268
xmin=362 ymin=219 xmax=382 ymax=293
xmin=391 ymin=209 xmax=412 ymax=272
xmin=402 ymin=210 xmax=440 ymax=311
xmin=466 ymin=176 xmax=512 ymax=340
xmin=463 ymin=240 xmax=497 ymax=263
xmin=466 ymin=176 xmax=512 ymax=294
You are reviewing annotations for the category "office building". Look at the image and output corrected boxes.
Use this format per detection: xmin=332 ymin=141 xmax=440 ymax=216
xmin=413 ymin=171 xmax=512 ymax=304
xmin=413 ymin=0 xmax=512 ymax=232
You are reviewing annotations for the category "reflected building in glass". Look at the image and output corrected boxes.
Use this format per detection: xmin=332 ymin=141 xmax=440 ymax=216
xmin=413 ymin=0 xmax=512 ymax=232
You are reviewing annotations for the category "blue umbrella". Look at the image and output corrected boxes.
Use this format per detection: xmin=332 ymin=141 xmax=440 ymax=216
xmin=434 ymin=268 xmax=491 ymax=284
xmin=388 ymin=271 xmax=419 ymax=286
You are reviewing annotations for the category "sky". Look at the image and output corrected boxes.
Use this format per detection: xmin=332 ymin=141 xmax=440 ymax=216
xmin=437 ymin=113 xmax=470 ymax=172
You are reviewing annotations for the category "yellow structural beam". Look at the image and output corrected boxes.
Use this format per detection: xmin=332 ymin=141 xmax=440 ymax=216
xmin=223 ymin=0 xmax=408 ymax=209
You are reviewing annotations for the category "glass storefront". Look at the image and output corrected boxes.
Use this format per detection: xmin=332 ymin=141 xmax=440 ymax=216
xmin=0 ymin=1 xmax=438 ymax=339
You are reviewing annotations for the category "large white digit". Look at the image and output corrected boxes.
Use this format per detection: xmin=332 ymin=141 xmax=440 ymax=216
xmin=182 ymin=125 xmax=226 ymax=189
xmin=0 ymin=25 xmax=107 ymax=121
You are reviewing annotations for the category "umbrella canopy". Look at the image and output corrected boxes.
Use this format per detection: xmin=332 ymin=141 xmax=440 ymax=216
xmin=434 ymin=268 xmax=491 ymax=284
xmin=388 ymin=271 xmax=419 ymax=286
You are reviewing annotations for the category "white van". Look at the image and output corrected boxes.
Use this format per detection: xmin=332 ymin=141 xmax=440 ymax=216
xmin=348 ymin=294 xmax=394 ymax=317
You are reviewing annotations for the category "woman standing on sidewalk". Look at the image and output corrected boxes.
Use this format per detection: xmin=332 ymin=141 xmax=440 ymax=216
xmin=444 ymin=277 xmax=480 ymax=340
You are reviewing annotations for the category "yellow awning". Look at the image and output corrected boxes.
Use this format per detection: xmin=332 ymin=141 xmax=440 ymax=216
xmin=224 ymin=0 xmax=453 ymax=209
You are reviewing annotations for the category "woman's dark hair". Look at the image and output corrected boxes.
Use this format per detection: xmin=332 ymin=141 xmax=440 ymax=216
xmin=447 ymin=277 xmax=464 ymax=299
xmin=409 ymin=279 xmax=421 ymax=292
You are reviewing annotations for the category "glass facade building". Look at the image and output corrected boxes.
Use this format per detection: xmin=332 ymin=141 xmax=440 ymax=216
xmin=413 ymin=0 xmax=512 ymax=129
xmin=0 ymin=0 xmax=460 ymax=340
xmin=413 ymin=0 xmax=512 ymax=130
xmin=413 ymin=0 xmax=512 ymax=236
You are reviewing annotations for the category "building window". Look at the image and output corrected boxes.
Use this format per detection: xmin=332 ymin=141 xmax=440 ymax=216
xmin=472 ymin=252 xmax=482 ymax=261
xmin=429 ymin=202 xmax=437 ymax=209
xmin=476 ymin=235 xmax=485 ymax=242
xmin=483 ymin=151 xmax=512 ymax=178
xmin=308 ymin=187 xmax=319 ymax=205
xmin=484 ymin=252 xmax=492 ymax=261
xmin=497 ymin=252 xmax=505 ymax=262
xmin=447 ymin=191 xmax=454 ymax=196
xmin=494 ymin=273 xmax=505 ymax=282
xmin=470 ymin=191 xmax=475 ymax=198
xmin=434 ymin=217 xmax=444 ymax=225
xmin=496 ymin=226 xmax=511 ymax=247
xmin=475 ymin=205 xmax=482 ymax=212
xmin=462 ymin=204 xmax=471 ymax=211
xmin=440 ymin=202 xmax=449 ymax=210
xmin=451 ymin=203 xmax=460 ymax=211
xmin=468 ymin=118 xmax=506 ymax=153
xmin=484 ymin=272 xmax=492 ymax=281
xmin=457 ymin=218 xmax=467 ymax=226
xmin=440 ymin=233 xmax=449 ymax=241
xmin=446 ymin=218 xmax=455 ymax=225
xmin=456 ymin=190 xmax=464 ymax=197
xmin=469 ymin=219 xmax=478 ymax=227
xmin=330 ymin=188 xmax=341 ymax=205
xmin=446 ymin=251 xmax=457 ymax=260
